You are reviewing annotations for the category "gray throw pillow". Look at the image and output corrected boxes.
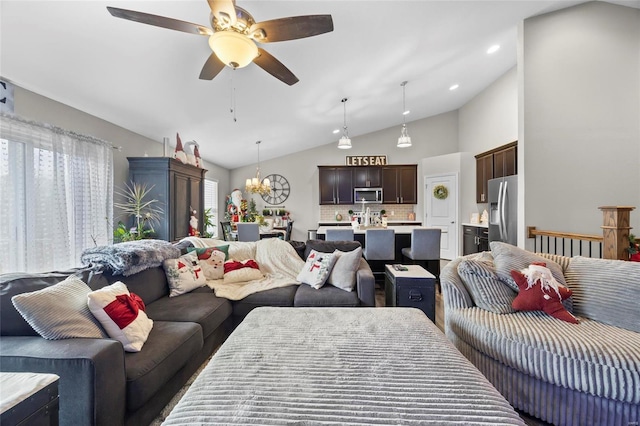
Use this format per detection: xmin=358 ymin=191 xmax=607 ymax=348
xmin=565 ymin=256 xmax=640 ymax=333
xmin=327 ymin=247 xmax=362 ymax=292
xmin=11 ymin=275 xmax=107 ymax=340
xmin=457 ymin=258 xmax=516 ymax=314
xmin=490 ymin=241 xmax=566 ymax=292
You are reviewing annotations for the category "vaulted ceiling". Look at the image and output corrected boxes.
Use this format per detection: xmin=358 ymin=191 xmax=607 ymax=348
xmin=2 ymin=1 xmax=638 ymax=168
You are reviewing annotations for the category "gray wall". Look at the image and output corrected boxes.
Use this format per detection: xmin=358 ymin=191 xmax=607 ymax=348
xmin=520 ymin=1 xmax=640 ymax=246
xmin=12 ymin=85 xmax=231 ymax=227
xmin=229 ymin=110 xmax=460 ymax=241
xmin=458 ymin=67 xmax=519 ymax=226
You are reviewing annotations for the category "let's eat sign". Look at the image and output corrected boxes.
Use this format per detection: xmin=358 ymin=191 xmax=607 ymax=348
xmin=345 ymin=155 xmax=388 ymax=166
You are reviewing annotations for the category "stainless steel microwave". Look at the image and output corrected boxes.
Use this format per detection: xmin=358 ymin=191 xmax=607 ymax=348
xmin=354 ymin=187 xmax=383 ymax=203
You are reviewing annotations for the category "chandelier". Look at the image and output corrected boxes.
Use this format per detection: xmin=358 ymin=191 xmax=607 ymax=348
xmin=397 ymin=81 xmax=412 ymax=148
xmin=245 ymin=141 xmax=272 ymax=195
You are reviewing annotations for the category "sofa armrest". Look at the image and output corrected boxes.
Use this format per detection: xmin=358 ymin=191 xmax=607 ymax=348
xmin=0 ymin=336 xmax=126 ymax=426
xmin=356 ymin=258 xmax=376 ymax=307
xmin=440 ymin=257 xmax=475 ymax=310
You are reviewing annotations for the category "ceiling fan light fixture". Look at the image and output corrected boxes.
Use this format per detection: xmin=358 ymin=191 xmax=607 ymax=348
xmin=208 ymin=31 xmax=258 ymax=68
xmin=397 ymin=81 xmax=412 ymax=148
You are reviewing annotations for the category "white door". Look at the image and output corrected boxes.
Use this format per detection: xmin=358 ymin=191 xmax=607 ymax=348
xmin=424 ymin=174 xmax=458 ymax=260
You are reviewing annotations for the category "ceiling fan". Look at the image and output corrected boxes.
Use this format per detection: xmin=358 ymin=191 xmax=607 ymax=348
xmin=107 ymin=0 xmax=334 ymax=85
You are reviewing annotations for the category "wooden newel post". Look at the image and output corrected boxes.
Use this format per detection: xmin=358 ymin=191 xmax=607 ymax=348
xmin=599 ymin=206 xmax=635 ymax=260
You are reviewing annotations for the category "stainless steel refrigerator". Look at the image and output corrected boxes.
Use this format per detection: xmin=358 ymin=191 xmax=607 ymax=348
xmin=488 ymin=175 xmax=517 ymax=245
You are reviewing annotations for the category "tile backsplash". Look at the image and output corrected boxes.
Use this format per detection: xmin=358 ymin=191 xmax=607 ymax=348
xmin=319 ymin=204 xmax=415 ymax=222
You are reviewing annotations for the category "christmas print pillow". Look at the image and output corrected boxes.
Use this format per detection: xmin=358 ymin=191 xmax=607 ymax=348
xmin=163 ymin=252 xmax=207 ymax=297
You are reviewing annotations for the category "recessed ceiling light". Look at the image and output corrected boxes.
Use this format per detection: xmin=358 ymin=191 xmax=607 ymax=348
xmin=487 ymin=45 xmax=500 ymax=54
xmin=403 ymin=110 xmax=410 ymax=116
xmin=332 ymin=129 xmax=340 ymax=134
xmin=449 ymin=84 xmax=459 ymax=91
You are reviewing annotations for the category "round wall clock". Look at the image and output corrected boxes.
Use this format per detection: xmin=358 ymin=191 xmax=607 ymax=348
xmin=261 ymin=174 xmax=291 ymax=205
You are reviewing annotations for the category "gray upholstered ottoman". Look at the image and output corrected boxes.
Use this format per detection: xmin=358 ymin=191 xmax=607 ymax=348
xmin=163 ymin=307 xmax=524 ymax=425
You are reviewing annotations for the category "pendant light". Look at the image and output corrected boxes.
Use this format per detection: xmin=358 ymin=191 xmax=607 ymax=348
xmin=337 ymin=98 xmax=352 ymax=149
xmin=397 ymin=81 xmax=412 ymax=148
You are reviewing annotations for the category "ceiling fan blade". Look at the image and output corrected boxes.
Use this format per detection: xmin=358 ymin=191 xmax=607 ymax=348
xmin=107 ymin=7 xmax=213 ymax=36
xmin=207 ymin=0 xmax=237 ymax=27
xmin=253 ymin=48 xmax=299 ymax=86
xmin=199 ymin=53 xmax=226 ymax=80
xmin=249 ymin=15 xmax=333 ymax=43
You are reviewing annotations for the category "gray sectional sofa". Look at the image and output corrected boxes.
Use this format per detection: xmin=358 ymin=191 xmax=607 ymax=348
xmin=0 ymin=239 xmax=374 ymax=426
xmin=441 ymin=244 xmax=640 ymax=426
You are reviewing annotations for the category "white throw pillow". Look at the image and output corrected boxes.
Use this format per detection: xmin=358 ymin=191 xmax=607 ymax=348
xmin=327 ymin=247 xmax=362 ymax=292
xmin=163 ymin=252 xmax=207 ymax=297
xmin=223 ymin=259 xmax=264 ymax=284
xmin=297 ymin=250 xmax=337 ymax=289
xmin=87 ymin=282 xmax=153 ymax=352
xmin=11 ymin=275 xmax=107 ymax=340
xmin=187 ymin=247 xmax=226 ymax=280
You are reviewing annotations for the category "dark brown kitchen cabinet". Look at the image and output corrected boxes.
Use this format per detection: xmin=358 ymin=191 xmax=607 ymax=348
xmin=493 ymin=145 xmax=517 ymax=178
xmin=127 ymin=157 xmax=206 ymax=242
xmin=318 ymin=166 xmax=354 ymax=205
xmin=475 ymin=154 xmax=493 ymax=203
xmin=353 ymin=167 xmax=381 ymax=188
xmin=382 ymin=165 xmax=417 ymax=204
xmin=475 ymin=141 xmax=517 ymax=203
xmin=463 ymin=225 xmax=489 ymax=255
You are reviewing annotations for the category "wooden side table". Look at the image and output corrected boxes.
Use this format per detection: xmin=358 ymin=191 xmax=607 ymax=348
xmin=0 ymin=372 xmax=59 ymax=426
xmin=384 ymin=264 xmax=436 ymax=322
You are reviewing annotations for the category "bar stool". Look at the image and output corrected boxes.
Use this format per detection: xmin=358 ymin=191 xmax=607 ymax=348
xmin=401 ymin=228 xmax=441 ymax=278
xmin=363 ymin=229 xmax=395 ymax=281
xmin=236 ymin=223 xmax=260 ymax=242
xmin=325 ymin=228 xmax=354 ymax=241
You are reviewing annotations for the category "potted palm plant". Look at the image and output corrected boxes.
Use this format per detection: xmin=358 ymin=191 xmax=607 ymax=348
xmin=113 ymin=181 xmax=163 ymax=242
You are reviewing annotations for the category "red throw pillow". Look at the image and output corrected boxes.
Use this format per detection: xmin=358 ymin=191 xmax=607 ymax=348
xmin=510 ymin=266 xmax=578 ymax=324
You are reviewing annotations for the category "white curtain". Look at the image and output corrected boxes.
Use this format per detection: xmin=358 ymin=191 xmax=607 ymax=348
xmin=0 ymin=113 xmax=113 ymax=274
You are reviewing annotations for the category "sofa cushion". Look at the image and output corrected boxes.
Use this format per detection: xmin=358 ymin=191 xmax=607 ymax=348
xmin=124 ymin=320 xmax=203 ymax=412
xmin=448 ymin=307 xmax=640 ymax=405
xmin=565 ymin=256 xmax=640 ymax=333
xmin=103 ymin=267 xmax=169 ymax=305
xmin=11 ymin=275 xmax=107 ymax=340
xmin=327 ymin=247 xmax=362 ymax=292
xmin=144 ymin=289 xmax=232 ymax=339
xmin=490 ymin=242 xmax=566 ymax=291
xmin=294 ymin=283 xmax=360 ymax=307
xmin=187 ymin=247 xmax=226 ymax=279
xmin=297 ymin=250 xmax=337 ymax=289
xmin=232 ymin=286 xmax=297 ymax=318
xmin=304 ymin=239 xmax=361 ymax=260
xmin=163 ymin=252 xmax=207 ymax=297
xmin=457 ymin=257 xmax=516 ymax=314
xmin=1 ymin=270 xmax=80 ymax=336
xmin=87 ymin=282 xmax=154 ymax=352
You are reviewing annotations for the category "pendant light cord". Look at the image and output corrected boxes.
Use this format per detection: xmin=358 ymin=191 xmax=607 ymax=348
xmin=342 ymin=98 xmax=349 ymax=137
xmin=230 ymin=71 xmax=237 ymax=122
xmin=401 ymin=81 xmax=408 ymax=125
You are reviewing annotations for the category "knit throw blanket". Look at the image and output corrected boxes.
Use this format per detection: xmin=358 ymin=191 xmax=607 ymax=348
xmin=80 ymin=240 xmax=180 ymax=276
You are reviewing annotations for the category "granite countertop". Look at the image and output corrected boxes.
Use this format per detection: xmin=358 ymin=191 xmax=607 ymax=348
xmin=462 ymin=222 xmax=489 ymax=228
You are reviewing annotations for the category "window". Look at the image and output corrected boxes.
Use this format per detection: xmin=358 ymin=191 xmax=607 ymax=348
xmin=203 ymin=179 xmax=218 ymax=238
xmin=0 ymin=113 xmax=113 ymax=273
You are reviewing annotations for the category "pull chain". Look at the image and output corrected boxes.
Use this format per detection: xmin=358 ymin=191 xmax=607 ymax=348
xmin=230 ymin=71 xmax=237 ymax=122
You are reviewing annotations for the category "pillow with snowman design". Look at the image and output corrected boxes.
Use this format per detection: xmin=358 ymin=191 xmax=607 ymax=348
xmin=162 ymin=252 xmax=206 ymax=297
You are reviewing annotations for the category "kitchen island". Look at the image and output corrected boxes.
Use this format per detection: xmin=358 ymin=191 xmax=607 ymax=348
xmin=317 ymin=225 xmax=441 ymax=278
xmin=316 ymin=225 xmax=426 ymax=265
